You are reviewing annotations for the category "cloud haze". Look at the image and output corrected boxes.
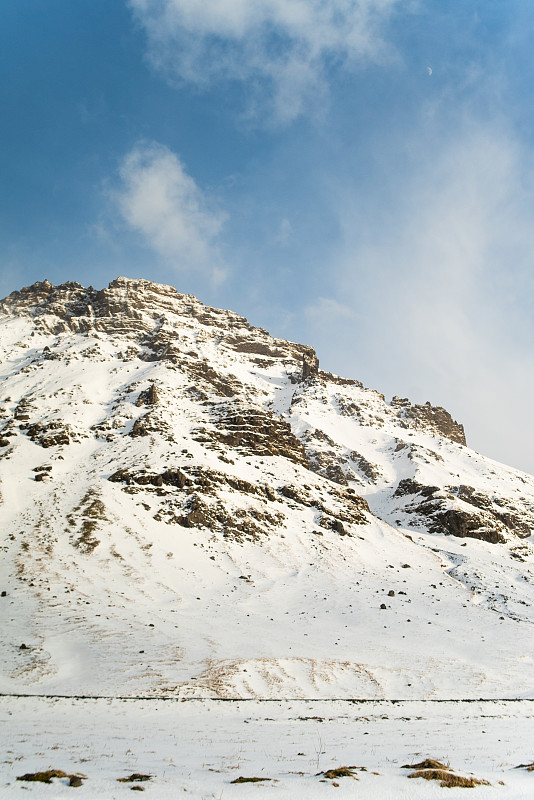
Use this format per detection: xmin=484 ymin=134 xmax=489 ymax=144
xmin=129 ymin=0 xmax=410 ymax=122
xmin=113 ymin=142 xmax=226 ymax=279
xmin=311 ymin=122 xmax=534 ymax=472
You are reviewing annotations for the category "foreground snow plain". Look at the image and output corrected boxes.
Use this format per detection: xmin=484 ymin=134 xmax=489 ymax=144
xmin=2 ymin=697 xmax=534 ymax=798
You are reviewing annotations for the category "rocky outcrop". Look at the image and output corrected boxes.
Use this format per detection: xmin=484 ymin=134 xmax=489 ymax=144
xmin=302 ymin=350 xmax=319 ymax=381
xmin=0 ymin=278 xmax=312 ymax=378
xmin=393 ymin=478 xmax=533 ymax=543
xmin=215 ymin=409 xmax=309 ymax=467
xmin=390 ymin=397 xmax=466 ymax=445
xmin=136 ymin=383 xmax=159 ymax=407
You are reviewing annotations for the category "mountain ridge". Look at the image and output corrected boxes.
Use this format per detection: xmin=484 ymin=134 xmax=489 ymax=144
xmin=1 ymin=276 xmax=533 ymax=700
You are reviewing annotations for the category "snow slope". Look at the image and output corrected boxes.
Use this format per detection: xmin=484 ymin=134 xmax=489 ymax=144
xmin=1 ymin=277 xmax=534 ymax=699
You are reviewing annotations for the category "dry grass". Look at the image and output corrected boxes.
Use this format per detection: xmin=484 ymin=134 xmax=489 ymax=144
xmin=117 ymin=773 xmax=152 ymax=783
xmin=322 ymin=766 xmax=358 ymax=779
xmin=17 ymin=769 xmax=85 ymax=785
xmin=402 ymin=759 xmax=450 ymax=770
xmin=408 ymin=769 xmax=490 ymax=788
xmin=230 ymin=776 xmax=271 ymax=783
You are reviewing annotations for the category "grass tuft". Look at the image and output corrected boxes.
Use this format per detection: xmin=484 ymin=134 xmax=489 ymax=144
xmin=408 ymin=769 xmax=490 ymax=788
xmin=17 ymin=769 xmax=85 ymax=785
xmin=117 ymin=773 xmax=152 ymax=783
xmin=402 ymin=759 xmax=450 ymax=770
xmin=322 ymin=766 xmax=358 ymax=779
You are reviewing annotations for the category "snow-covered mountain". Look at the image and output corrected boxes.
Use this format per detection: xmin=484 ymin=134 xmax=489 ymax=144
xmin=1 ymin=276 xmax=534 ymax=699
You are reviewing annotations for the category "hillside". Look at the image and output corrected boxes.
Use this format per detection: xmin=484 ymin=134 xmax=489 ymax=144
xmin=1 ymin=277 xmax=534 ymax=699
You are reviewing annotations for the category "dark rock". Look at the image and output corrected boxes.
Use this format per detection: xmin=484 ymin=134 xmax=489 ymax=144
xmin=319 ymin=515 xmax=347 ymax=535
xmin=302 ymin=349 xmax=319 ymax=381
xmin=394 ymin=478 xmax=440 ymax=498
xmin=318 ymin=371 xmax=363 ymax=388
xmin=216 ymin=409 xmax=309 ymax=467
xmin=136 ymin=383 xmax=159 ymax=406
xmin=391 ymin=397 xmax=466 ymax=445
xmin=350 ymin=451 xmax=381 ymax=483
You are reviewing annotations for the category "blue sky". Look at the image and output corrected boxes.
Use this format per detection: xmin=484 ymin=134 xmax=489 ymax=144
xmin=1 ymin=0 xmax=534 ymax=474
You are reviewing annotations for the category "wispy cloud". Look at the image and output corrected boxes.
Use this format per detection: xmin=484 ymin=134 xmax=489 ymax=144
xmin=128 ymin=0 xmax=410 ymax=123
xmin=305 ymin=296 xmax=354 ymax=323
xmin=309 ymin=121 xmax=534 ymax=472
xmin=112 ymin=142 xmax=226 ymax=280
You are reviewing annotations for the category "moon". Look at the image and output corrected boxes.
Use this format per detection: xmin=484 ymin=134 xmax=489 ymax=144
xmin=426 ymin=65 xmax=433 ymax=76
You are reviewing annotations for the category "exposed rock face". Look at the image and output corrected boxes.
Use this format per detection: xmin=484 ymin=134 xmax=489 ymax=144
xmin=302 ymin=350 xmax=319 ymax=381
xmin=216 ymin=409 xmax=309 ymax=467
xmin=393 ymin=478 xmax=534 ymax=544
xmin=0 ymin=277 xmax=313 ymax=371
xmin=1 ymin=274 xmax=533 ymax=565
xmin=390 ymin=397 xmax=466 ymax=446
xmin=136 ymin=384 xmax=159 ymax=407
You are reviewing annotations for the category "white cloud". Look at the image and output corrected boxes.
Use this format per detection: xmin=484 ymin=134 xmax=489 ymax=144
xmin=305 ymin=296 xmax=354 ymax=323
xmin=128 ymin=0 xmax=410 ymax=122
xmin=309 ymin=123 xmax=534 ymax=473
xmin=113 ymin=142 xmax=226 ymax=277
xmin=275 ymin=217 xmax=293 ymax=245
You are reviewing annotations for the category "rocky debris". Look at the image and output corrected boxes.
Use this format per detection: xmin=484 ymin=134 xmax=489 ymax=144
xmin=107 ymin=463 xmax=368 ymax=538
xmin=336 ymin=397 xmax=363 ymax=419
xmin=109 ymin=465 xmax=278 ymax=505
xmin=279 ymin=482 xmax=369 ymax=529
xmin=391 ymin=397 xmax=466 ymax=445
xmin=306 ymin=451 xmax=349 ymax=485
xmin=319 ymin=515 xmax=347 ymax=535
xmin=130 ymin=412 xmax=174 ymax=441
xmin=21 ymin=420 xmax=81 ymax=448
xmin=215 ymin=409 xmax=309 ymax=467
xmin=302 ymin=349 xmax=320 ymax=381
xmin=109 ymin=467 xmax=187 ymax=489
xmin=349 ymin=451 xmax=382 ymax=483
xmin=300 ymin=428 xmax=352 ymax=486
xmin=318 ymin=371 xmax=363 ymax=388
xmin=394 ymin=478 xmax=440 ymax=499
xmin=136 ymin=383 xmax=159 ymax=406
xmin=34 ymin=464 xmax=53 ymax=481
xmin=224 ymin=336 xmax=286 ymax=358
xmin=157 ymin=492 xmax=284 ymax=542
xmin=182 ymin=358 xmax=244 ymax=398
xmin=14 ymin=397 xmax=35 ymax=420
xmin=394 ymin=478 xmax=534 ymax=543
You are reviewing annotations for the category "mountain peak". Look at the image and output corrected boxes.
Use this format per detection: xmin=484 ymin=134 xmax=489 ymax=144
xmin=1 ymin=277 xmax=533 ymax=699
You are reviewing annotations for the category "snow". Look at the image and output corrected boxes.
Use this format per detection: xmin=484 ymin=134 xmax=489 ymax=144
xmin=2 ymin=279 xmax=534 ymax=796
xmin=2 ymin=697 xmax=534 ymax=798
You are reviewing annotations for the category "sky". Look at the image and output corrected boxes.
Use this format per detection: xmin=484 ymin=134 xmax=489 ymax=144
xmin=1 ymin=0 xmax=534 ymax=475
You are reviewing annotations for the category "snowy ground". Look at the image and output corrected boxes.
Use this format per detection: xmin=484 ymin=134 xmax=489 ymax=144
xmin=2 ymin=697 xmax=534 ymax=798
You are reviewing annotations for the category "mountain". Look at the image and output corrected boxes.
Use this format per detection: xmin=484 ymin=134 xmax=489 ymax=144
xmin=1 ymin=276 xmax=534 ymax=699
